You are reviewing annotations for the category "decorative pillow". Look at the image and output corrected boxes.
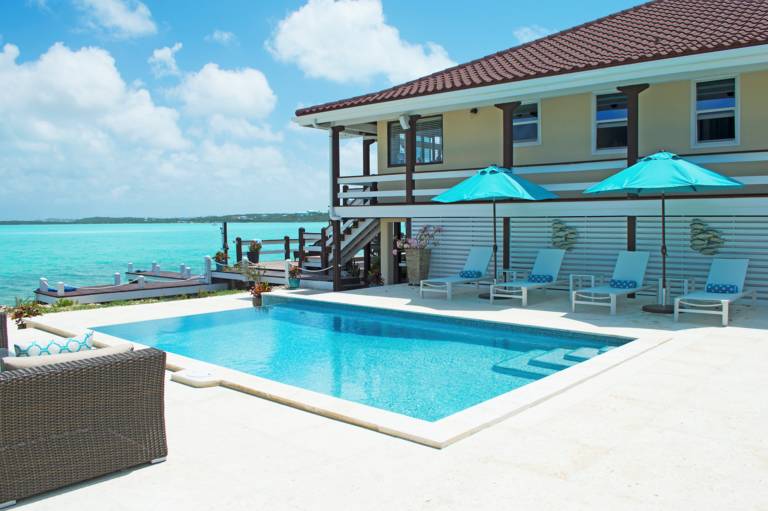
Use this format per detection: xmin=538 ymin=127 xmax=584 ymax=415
xmin=15 ymin=331 xmax=94 ymax=357
xmin=528 ymin=274 xmax=553 ymax=283
xmin=609 ymin=279 xmax=637 ymax=289
xmin=459 ymin=270 xmax=482 ymax=279
xmin=706 ymin=283 xmax=738 ymax=294
xmin=47 ymin=285 xmax=78 ymax=293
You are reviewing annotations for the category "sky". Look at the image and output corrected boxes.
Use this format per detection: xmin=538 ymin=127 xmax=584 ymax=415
xmin=0 ymin=0 xmax=643 ymax=220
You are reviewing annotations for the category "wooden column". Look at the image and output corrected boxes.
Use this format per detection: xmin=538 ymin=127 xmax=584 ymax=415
xmin=320 ymin=227 xmax=329 ymax=275
xmin=617 ymin=84 xmax=649 ymax=166
xmin=405 ymin=115 xmax=420 ymax=204
xmin=405 ymin=219 xmax=412 ymax=238
xmin=331 ymin=125 xmax=345 ymax=207
xmin=283 ymin=236 xmax=291 ymax=260
xmin=222 ymin=221 xmax=229 ymax=263
xmin=393 ymin=221 xmax=402 ymax=283
xmin=298 ymin=228 xmax=305 ymax=269
xmin=627 ymin=215 xmax=637 ymax=298
xmin=495 ymin=101 xmax=521 ymax=168
xmin=332 ymin=219 xmax=342 ymax=291
xmin=0 ymin=312 xmax=8 ymax=351
xmin=235 ymin=237 xmax=243 ymax=264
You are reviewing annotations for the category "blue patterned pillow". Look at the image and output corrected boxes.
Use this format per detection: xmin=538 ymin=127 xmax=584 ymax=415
xmin=459 ymin=270 xmax=482 ymax=279
xmin=15 ymin=331 xmax=94 ymax=357
xmin=706 ymin=283 xmax=738 ymax=294
xmin=609 ymin=279 xmax=637 ymax=289
xmin=528 ymin=274 xmax=553 ymax=283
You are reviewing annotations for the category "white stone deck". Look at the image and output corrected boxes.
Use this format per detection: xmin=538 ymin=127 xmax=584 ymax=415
xmin=11 ymin=285 xmax=768 ymax=510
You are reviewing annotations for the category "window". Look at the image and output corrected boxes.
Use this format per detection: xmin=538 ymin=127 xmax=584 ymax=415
xmin=695 ymin=78 xmax=736 ymax=143
xmin=512 ymin=103 xmax=539 ymax=143
xmin=388 ymin=116 xmax=443 ymax=167
xmin=595 ymin=93 xmax=628 ymax=150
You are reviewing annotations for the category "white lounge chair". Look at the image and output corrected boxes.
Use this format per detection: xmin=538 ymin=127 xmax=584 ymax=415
xmin=490 ymin=249 xmax=565 ymax=306
xmin=674 ymin=258 xmax=756 ymax=326
xmin=571 ymin=251 xmax=651 ymax=315
xmin=420 ymin=246 xmax=494 ymax=300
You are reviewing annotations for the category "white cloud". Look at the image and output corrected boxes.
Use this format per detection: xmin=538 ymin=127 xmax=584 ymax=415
xmin=173 ymin=63 xmax=277 ymax=119
xmin=207 ymin=115 xmax=282 ymax=142
xmin=205 ymin=30 xmax=237 ymax=46
xmin=513 ymin=25 xmax=553 ymax=44
xmin=74 ymin=0 xmax=157 ymax=38
xmin=148 ymin=42 xmax=182 ymax=77
xmin=267 ymin=0 xmax=455 ymax=84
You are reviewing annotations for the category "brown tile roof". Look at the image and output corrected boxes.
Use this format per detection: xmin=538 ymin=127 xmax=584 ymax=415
xmin=296 ymin=0 xmax=768 ymax=117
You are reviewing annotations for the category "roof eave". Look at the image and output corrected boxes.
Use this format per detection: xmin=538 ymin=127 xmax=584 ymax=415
xmin=294 ymin=44 xmax=768 ymax=128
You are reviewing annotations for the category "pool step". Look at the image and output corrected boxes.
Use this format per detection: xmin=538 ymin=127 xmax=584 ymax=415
xmin=564 ymin=345 xmax=617 ymax=363
xmin=493 ymin=350 xmax=557 ymax=379
xmin=529 ymin=348 xmax=582 ymax=370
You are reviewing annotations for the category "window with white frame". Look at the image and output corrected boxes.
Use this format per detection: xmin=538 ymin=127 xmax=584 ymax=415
xmin=595 ymin=93 xmax=628 ymax=150
xmin=512 ymin=103 xmax=539 ymax=143
xmin=695 ymin=78 xmax=736 ymax=143
xmin=387 ymin=115 xmax=443 ymax=166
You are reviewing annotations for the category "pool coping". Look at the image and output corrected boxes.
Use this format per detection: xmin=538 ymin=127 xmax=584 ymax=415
xmin=27 ymin=292 xmax=672 ymax=449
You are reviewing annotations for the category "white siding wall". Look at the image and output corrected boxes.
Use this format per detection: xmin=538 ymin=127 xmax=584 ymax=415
xmin=413 ymin=215 xmax=768 ymax=302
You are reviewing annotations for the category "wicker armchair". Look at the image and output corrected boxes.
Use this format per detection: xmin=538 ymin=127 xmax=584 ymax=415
xmin=0 ymin=347 xmax=168 ymax=507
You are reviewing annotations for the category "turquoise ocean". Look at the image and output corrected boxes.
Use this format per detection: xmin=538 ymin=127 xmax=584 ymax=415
xmin=0 ymin=222 xmax=325 ymax=305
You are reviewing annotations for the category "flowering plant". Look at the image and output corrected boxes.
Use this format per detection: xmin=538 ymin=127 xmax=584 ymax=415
xmin=214 ymin=251 xmax=227 ymax=264
xmin=288 ymin=264 xmax=301 ymax=279
xmin=393 ymin=225 xmax=443 ymax=255
xmin=250 ymin=281 xmax=271 ymax=296
xmin=249 ymin=240 xmax=262 ymax=252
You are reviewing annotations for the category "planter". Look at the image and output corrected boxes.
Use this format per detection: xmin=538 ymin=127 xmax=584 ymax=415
xmin=247 ymin=251 xmax=260 ymax=263
xmin=288 ymin=278 xmax=300 ymax=289
xmin=252 ymin=295 xmax=263 ymax=307
xmin=215 ymin=262 xmax=225 ymax=272
xmin=405 ymin=248 xmax=431 ymax=286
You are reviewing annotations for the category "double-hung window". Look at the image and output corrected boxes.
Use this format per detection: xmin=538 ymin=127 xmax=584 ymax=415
xmin=512 ymin=103 xmax=539 ymax=144
xmin=695 ymin=78 xmax=736 ymax=144
xmin=595 ymin=93 xmax=628 ymax=151
xmin=387 ymin=115 xmax=443 ymax=167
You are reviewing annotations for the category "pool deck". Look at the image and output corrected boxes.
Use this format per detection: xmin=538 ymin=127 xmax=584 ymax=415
xmin=13 ymin=284 xmax=768 ymax=510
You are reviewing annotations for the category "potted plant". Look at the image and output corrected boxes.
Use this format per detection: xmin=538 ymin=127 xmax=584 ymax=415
xmin=247 ymin=240 xmax=262 ymax=263
xmin=250 ymin=282 xmax=271 ymax=307
xmin=287 ymin=264 xmax=301 ymax=289
xmin=394 ymin=225 xmax=443 ymax=285
xmin=214 ymin=251 xmax=227 ymax=271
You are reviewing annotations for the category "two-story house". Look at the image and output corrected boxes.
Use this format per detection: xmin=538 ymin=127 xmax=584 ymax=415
xmin=293 ymin=0 xmax=768 ymax=300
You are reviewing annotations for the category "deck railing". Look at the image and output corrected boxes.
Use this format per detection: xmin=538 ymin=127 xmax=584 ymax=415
xmin=235 ymin=237 xmax=295 ymax=263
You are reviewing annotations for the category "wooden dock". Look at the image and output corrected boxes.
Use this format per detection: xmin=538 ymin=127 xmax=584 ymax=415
xmin=35 ymin=278 xmax=227 ymax=305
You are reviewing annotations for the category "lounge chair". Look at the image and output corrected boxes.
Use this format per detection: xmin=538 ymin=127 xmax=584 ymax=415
xmin=674 ymin=258 xmax=756 ymax=326
xmin=571 ymin=251 xmax=651 ymax=314
xmin=420 ymin=246 xmax=494 ymax=300
xmin=490 ymin=249 xmax=565 ymax=306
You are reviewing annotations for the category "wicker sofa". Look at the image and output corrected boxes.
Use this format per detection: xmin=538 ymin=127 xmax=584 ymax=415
xmin=0 ymin=314 xmax=168 ymax=507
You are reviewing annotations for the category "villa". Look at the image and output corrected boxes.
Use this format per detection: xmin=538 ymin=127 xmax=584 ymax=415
xmin=2 ymin=1 xmax=768 ymax=510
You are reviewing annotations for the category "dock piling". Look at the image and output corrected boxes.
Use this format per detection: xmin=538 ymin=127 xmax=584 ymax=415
xmin=138 ymin=276 xmax=146 ymax=289
xmin=39 ymin=278 xmax=48 ymax=292
xmin=57 ymin=282 xmax=65 ymax=297
xmin=127 ymin=262 xmax=134 ymax=273
xmin=114 ymin=273 xmax=121 ymax=285
xmin=204 ymin=256 xmax=212 ymax=283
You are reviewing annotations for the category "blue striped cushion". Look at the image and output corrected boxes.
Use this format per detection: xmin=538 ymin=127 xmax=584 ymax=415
xmin=527 ymin=274 xmax=553 ymax=283
xmin=609 ymin=279 xmax=637 ymax=289
xmin=459 ymin=270 xmax=482 ymax=279
xmin=15 ymin=331 xmax=94 ymax=357
xmin=706 ymin=283 xmax=738 ymax=294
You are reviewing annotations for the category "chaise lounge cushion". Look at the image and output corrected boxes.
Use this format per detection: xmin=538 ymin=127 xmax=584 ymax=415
xmin=528 ymin=274 xmax=553 ymax=283
xmin=14 ymin=331 xmax=94 ymax=357
xmin=459 ymin=270 xmax=483 ymax=278
xmin=2 ymin=344 xmax=133 ymax=371
xmin=705 ymin=283 xmax=738 ymax=294
xmin=609 ymin=279 xmax=637 ymax=289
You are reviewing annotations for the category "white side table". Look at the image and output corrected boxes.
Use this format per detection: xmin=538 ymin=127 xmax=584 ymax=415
xmin=658 ymin=277 xmax=690 ymax=304
xmin=569 ymin=274 xmax=596 ymax=302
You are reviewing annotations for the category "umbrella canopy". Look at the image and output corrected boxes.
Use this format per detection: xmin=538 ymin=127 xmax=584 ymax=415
xmin=584 ymin=151 xmax=742 ymax=311
xmin=432 ymin=165 xmax=558 ymax=280
xmin=584 ymin=151 xmax=743 ymax=194
xmin=433 ymin=165 xmax=558 ymax=203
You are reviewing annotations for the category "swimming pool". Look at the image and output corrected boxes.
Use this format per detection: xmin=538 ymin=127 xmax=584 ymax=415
xmin=93 ymin=299 xmax=627 ymax=421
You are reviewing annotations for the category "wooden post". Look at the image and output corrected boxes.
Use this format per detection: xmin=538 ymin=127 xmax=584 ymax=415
xmin=331 ymin=126 xmax=345 ymax=208
xmin=502 ymin=217 xmax=511 ymax=272
xmin=393 ymin=221 xmax=402 ymax=284
xmin=627 ymin=215 xmax=637 ymax=298
xmin=405 ymin=219 xmax=412 ymax=238
xmin=235 ymin=237 xmax=243 ymax=264
xmin=617 ymin=84 xmax=649 ymax=166
xmin=320 ymin=227 xmax=329 ymax=275
xmin=363 ymin=139 xmax=377 ymax=205
xmin=495 ymin=101 xmax=521 ymax=168
xmin=0 ymin=311 xmax=8 ymax=351
xmin=284 ymin=236 xmax=291 ymax=260
xmin=332 ymin=220 xmax=342 ymax=291
xmin=298 ymin=227 xmax=305 ymax=269
xmin=405 ymin=115 xmax=420 ymax=204
xmin=222 ymin=222 xmax=229 ymax=263
xmin=363 ymin=241 xmax=371 ymax=284
xmin=342 ymin=185 xmax=349 ymax=206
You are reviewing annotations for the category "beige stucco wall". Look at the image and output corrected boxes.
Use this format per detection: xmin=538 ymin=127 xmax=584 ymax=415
xmin=375 ymin=70 xmax=768 ymax=176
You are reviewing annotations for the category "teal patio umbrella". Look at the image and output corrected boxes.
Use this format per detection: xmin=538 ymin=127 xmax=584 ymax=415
xmin=584 ymin=151 xmax=743 ymax=312
xmin=433 ymin=164 xmax=558 ymax=280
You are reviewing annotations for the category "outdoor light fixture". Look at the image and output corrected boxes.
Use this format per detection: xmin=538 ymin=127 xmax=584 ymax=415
xmin=398 ymin=115 xmax=410 ymax=130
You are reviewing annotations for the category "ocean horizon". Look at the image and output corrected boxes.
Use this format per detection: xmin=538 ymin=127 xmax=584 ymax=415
xmin=0 ymin=221 xmax=325 ymax=305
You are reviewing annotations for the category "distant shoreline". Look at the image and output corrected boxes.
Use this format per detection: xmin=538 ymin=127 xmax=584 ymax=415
xmin=0 ymin=212 xmax=330 ymax=225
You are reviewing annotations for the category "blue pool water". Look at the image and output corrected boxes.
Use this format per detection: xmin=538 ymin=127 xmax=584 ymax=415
xmin=93 ymin=299 xmax=628 ymax=421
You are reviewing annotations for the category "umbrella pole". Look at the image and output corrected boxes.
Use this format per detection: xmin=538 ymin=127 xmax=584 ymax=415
xmin=492 ymin=200 xmax=498 ymax=280
xmin=661 ymin=193 xmax=668 ymax=305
